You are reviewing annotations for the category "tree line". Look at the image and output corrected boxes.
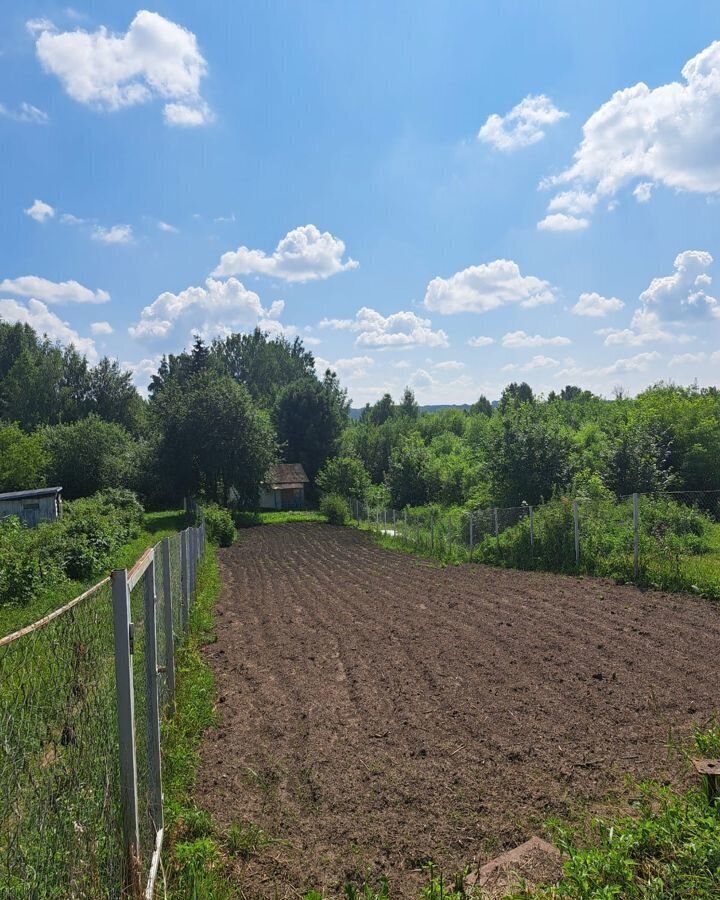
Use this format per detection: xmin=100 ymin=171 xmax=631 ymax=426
xmin=0 ymin=321 xmax=348 ymax=505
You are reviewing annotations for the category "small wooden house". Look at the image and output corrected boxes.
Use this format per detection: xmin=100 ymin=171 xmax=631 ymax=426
xmin=0 ymin=487 xmax=63 ymax=527
xmin=259 ymin=464 xmax=309 ymax=511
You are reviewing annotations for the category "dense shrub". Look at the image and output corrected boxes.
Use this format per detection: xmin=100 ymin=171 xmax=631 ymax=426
xmin=320 ymin=493 xmax=350 ymax=526
xmin=204 ymin=505 xmax=236 ymax=547
xmin=0 ymin=489 xmax=146 ymax=606
xmin=316 ymin=456 xmax=371 ymax=501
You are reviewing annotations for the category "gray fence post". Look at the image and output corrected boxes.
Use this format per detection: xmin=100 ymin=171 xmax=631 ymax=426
xmin=143 ymin=553 xmax=164 ymax=841
xmin=384 ymin=508 xmax=387 ymax=529
xmin=180 ymin=529 xmax=190 ymax=632
xmin=469 ymin=512 xmax=474 ymax=561
xmin=493 ymin=508 xmax=499 ymax=548
xmin=529 ymin=506 xmax=535 ymax=560
xmin=573 ymin=500 xmax=580 ymax=567
xmin=111 ymin=568 xmax=141 ymax=898
xmin=447 ymin=515 xmax=452 ymax=553
xmin=633 ymin=492 xmax=640 ymax=580
xmin=430 ymin=513 xmax=434 ymax=551
xmin=161 ymin=537 xmax=176 ymax=716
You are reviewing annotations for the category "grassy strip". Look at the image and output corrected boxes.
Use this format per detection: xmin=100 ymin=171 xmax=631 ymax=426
xmin=0 ymin=508 xmax=187 ymax=637
xmin=160 ymin=543 xmax=236 ymax=899
xmin=235 ymin=509 xmax=327 ymax=528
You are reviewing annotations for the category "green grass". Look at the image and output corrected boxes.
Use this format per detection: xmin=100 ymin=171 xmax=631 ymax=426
xmin=0 ymin=508 xmax=186 ymax=638
xmin=234 ymin=509 xmax=328 ymax=528
xmin=161 ymin=543 xmax=236 ymax=899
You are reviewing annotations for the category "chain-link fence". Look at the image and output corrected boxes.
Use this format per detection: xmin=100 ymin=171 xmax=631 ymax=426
xmin=350 ymin=491 xmax=720 ymax=597
xmin=0 ymin=520 xmax=206 ymax=899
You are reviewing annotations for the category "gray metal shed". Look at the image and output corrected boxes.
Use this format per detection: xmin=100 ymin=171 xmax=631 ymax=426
xmin=0 ymin=487 xmax=63 ymax=527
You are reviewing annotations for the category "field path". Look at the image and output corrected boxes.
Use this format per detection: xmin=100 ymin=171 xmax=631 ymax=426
xmin=196 ymin=523 xmax=720 ymax=898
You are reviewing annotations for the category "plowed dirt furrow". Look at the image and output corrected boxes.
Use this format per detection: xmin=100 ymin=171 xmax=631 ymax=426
xmin=197 ymin=523 xmax=720 ymax=899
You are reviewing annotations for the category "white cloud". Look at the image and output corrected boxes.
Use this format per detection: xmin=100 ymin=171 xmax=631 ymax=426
xmin=571 ymin=291 xmax=624 ymax=317
xmin=0 ymin=298 xmax=96 ymax=359
xmin=467 ymin=335 xmax=495 ymax=347
xmin=477 ymin=94 xmax=568 ymax=151
xmin=90 ymin=321 xmax=114 ymax=335
xmin=503 ymin=355 xmax=560 ymax=373
xmin=433 ymin=360 xmax=465 ymax=371
xmin=670 ymin=351 xmax=706 ymax=366
xmin=633 ymin=182 xmax=654 ymax=203
xmin=60 ymin=213 xmax=86 ymax=225
xmin=598 ymin=309 xmax=684 ymax=347
xmin=424 ymin=259 xmax=556 ymax=314
xmin=547 ymin=190 xmax=598 ymax=215
xmin=32 ymin=11 xmax=212 ymax=126
xmin=129 ymin=276 xmax=280 ymax=342
xmin=639 ymin=250 xmax=718 ymax=320
xmin=0 ymin=102 xmax=49 ymax=124
xmin=544 ymin=41 xmax=720 ymax=218
xmin=502 ymin=330 xmax=571 ymax=349
xmin=213 ymin=224 xmax=358 ymax=283
xmin=320 ymin=307 xmax=448 ymax=349
xmin=92 ymin=224 xmax=133 ymax=244
xmin=537 ymin=213 xmax=589 ymax=232
xmin=322 ymin=356 xmax=375 ymax=379
xmin=122 ymin=354 xmax=163 ymax=394
xmin=24 ymin=199 xmax=55 ymax=223
xmin=392 ymin=359 xmax=411 ymax=369
xmin=157 ymin=220 xmax=179 ymax=233
xmin=0 ymin=275 xmax=109 ymax=304
xmin=410 ymin=368 xmax=436 ymax=389
xmin=601 ymin=351 xmax=661 ymax=376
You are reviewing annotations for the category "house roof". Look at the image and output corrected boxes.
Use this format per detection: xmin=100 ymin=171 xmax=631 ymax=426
xmin=0 ymin=486 xmax=63 ymax=502
xmin=263 ymin=463 xmax=309 ymax=487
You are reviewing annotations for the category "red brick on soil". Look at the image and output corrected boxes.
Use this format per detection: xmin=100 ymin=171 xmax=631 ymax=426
xmin=196 ymin=523 xmax=719 ymax=898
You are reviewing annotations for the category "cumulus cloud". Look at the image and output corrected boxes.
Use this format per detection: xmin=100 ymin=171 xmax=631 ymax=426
xmin=467 ymin=335 xmax=495 ymax=347
xmin=25 ymin=199 xmax=55 ymax=223
xmin=92 ymin=224 xmax=133 ymax=244
xmin=0 ymin=275 xmax=110 ymax=304
xmin=543 ymin=41 xmax=720 ymax=219
xmin=503 ymin=355 xmax=560 ymax=373
xmin=433 ymin=360 xmax=465 ymax=371
xmin=0 ymin=102 xmax=49 ymax=124
xmin=477 ymin=94 xmax=568 ymax=151
xmin=537 ymin=213 xmax=589 ymax=232
xmin=601 ymin=351 xmax=662 ymax=376
xmin=670 ymin=351 xmax=706 ymax=366
xmin=410 ymin=368 xmax=435 ymax=389
xmin=571 ymin=292 xmax=624 ymax=317
xmin=547 ymin=191 xmax=598 ymax=215
xmin=213 ymin=224 xmax=358 ymax=283
xmin=639 ymin=250 xmax=718 ymax=319
xmin=320 ymin=356 xmax=375 ymax=379
xmin=424 ymin=259 xmax=556 ymax=314
xmin=320 ymin=307 xmax=448 ymax=349
xmin=0 ymin=298 xmax=96 ymax=358
xmin=598 ymin=309 xmax=684 ymax=347
xmin=91 ymin=321 xmax=114 ymax=335
xmin=129 ymin=276 xmax=282 ymax=342
xmin=501 ymin=331 xmax=571 ymax=349
xmin=31 ymin=10 xmax=212 ymax=125
xmin=157 ymin=220 xmax=179 ymax=233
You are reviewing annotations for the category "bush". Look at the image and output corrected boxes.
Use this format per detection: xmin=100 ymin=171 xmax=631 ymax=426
xmin=316 ymin=456 xmax=371 ymax=501
xmin=320 ymin=493 xmax=350 ymax=526
xmin=204 ymin=505 xmax=236 ymax=547
xmin=0 ymin=489 xmax=146 ymax=606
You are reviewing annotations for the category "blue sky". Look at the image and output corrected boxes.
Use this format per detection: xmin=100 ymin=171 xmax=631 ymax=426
xmin=2 ymin=1 xmax=720 ymax=405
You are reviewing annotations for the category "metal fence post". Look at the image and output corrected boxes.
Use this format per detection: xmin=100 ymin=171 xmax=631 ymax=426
xmin=469 ymin=512 xmax=474 ymax=561
xmin=573 ymin=500 xmax=580 ymax=567
xmin=111 ymin=568 xmax=141 ymax=898
xmin=493 ymin=508 xmax=499 ymax=548
xmin=430 ymin=513 xmax=434 ymax=551
xmin=180 ymin=529 xmax=190 ymax=633
xmin=161 ymin=537 xmax=176 ymax=715
xmin=143 ymin=554 xmax=164 ymax=845
xmin=633 ymin=492 xmax=640 ymax=580
xmin=447 ymin=515 xmax=452 ymax=553
xmin=529 ymin=505 xmax=535 ymax=562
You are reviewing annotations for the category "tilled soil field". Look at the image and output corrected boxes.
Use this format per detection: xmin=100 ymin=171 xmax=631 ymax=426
xmin=196 ymin=523 xmax=720 ymax=898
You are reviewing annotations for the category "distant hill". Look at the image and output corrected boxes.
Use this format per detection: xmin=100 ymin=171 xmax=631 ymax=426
xmin=349 ymin=403 xmax=491 ymax=421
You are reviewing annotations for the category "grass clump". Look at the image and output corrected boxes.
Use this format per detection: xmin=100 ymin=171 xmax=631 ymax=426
xmin=203 ymin=503 xmax=236 ymax=547
xmin=234 ymin=508 xmax=328 ymax=527
xmin=225 ymin=822 xmax=269 ymax=859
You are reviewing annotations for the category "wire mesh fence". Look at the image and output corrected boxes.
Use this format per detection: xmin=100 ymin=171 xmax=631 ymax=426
xmin=0 ymin=519 xmax=206 ymax=899
xmin=350 ymin=490 xmax=720 ymax=596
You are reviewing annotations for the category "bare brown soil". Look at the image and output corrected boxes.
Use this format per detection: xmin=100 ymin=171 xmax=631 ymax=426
xmin=196 ymin=523 xmax=720 ymax=898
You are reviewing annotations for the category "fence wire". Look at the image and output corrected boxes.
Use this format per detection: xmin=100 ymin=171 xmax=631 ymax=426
xmin=0 ymin=519 xmax=206 ymax=899
xmin=0 ymin=580 xmax=124 ymax=899
xmin=350 ymin=490 xmax=720 ymax=597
